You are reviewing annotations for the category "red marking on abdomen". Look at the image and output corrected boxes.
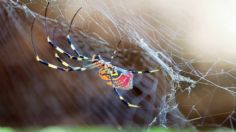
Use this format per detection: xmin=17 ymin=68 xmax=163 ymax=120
xmin=117 ymin=72 xmax=133 ymax=88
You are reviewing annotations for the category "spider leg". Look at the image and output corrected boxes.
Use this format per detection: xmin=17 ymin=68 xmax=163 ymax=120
xmin=47 ymin=36 xmax=90 ymax=61
xmin=67 ymin=30 xmax=81 ymax=56
xmin=110 ymin=50 xmax=117 ymax=60
xmin=31 ymin=16 xmax=72 ymax=71
xmin=30 ymin=3 xmax=93 ymax=72
xmin=110 ymin=40 xmax=122 ymax=61
xmin=114 ymin=88 xmax=140 ymax=108
xmin=66 ymin=6 xmax=82 ymax=56
xmin=108 ymin=73 xmax=140 ymax=108
xmin=54 ymin=52 xmax=98 ymax=71
xmin=35 ymin=55 xmax=73 ymax=72
xmin=66 ymin=34 xmax=80 ymax=56
xmin=43 ymin=2 xmax=90 ymax=61
xmin=129 ymin=68 xmax=160 ymax=74
xmin=65 ymin=6 xmax=91 ymax=61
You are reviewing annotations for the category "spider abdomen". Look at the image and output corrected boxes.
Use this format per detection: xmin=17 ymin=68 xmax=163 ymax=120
xmin=98 ymin=67 xmax=133 ymax=90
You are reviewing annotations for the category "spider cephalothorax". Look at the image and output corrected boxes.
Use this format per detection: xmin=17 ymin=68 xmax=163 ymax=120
xmin=31 ymin=2 xmax=160 ymax=108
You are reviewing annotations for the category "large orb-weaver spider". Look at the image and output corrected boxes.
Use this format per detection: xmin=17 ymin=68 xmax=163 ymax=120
xmin=31 ymin=2 xmax=160 ymax=108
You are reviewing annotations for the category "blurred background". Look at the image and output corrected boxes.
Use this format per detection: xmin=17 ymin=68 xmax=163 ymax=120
xmin=1 ymin=0 xmax=236 ymax=131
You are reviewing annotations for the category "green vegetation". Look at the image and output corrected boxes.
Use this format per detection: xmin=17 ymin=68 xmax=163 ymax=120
xmin=0 ymin=126 xmax=172 ymax=132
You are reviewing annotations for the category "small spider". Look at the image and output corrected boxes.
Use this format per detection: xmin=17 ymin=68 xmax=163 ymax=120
xmin=31 ymin=2 xmax=160 ymax=108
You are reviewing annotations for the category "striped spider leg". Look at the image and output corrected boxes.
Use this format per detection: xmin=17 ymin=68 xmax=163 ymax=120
xmin=43 ymin=2 xmax=90 ymax=62
xmin=108 ymin=67 xmax=140 ymax=108
xmin=108 ymin=74 xmax=140 ymax=108
xmin=54 ymin=52 xmax=102 ymax=71
xmin=109 ymin=39 xmax=161 ymax=75
xmin=30 ymin=3 xmax=95 ymax=72
xmin=129 ymin=68 xmax=160 ymax=74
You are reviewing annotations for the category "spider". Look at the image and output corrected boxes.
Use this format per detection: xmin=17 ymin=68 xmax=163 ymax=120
xmin=31 ymin=2 xmax=160 ymax=108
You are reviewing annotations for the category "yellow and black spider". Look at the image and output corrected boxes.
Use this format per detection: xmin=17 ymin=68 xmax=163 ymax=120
xmin=31 ymin=2 xmax=160 ymax=108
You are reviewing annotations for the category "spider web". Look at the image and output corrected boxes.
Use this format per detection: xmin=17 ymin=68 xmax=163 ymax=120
xmin=3 ymin=0 xmax=236 ymax=131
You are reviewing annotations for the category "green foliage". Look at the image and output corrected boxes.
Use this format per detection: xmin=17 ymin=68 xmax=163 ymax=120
xmin=0 ymin=126 xmax=172 ymax=132
xmin=0 ymin=126 xmax=233 ymax=132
